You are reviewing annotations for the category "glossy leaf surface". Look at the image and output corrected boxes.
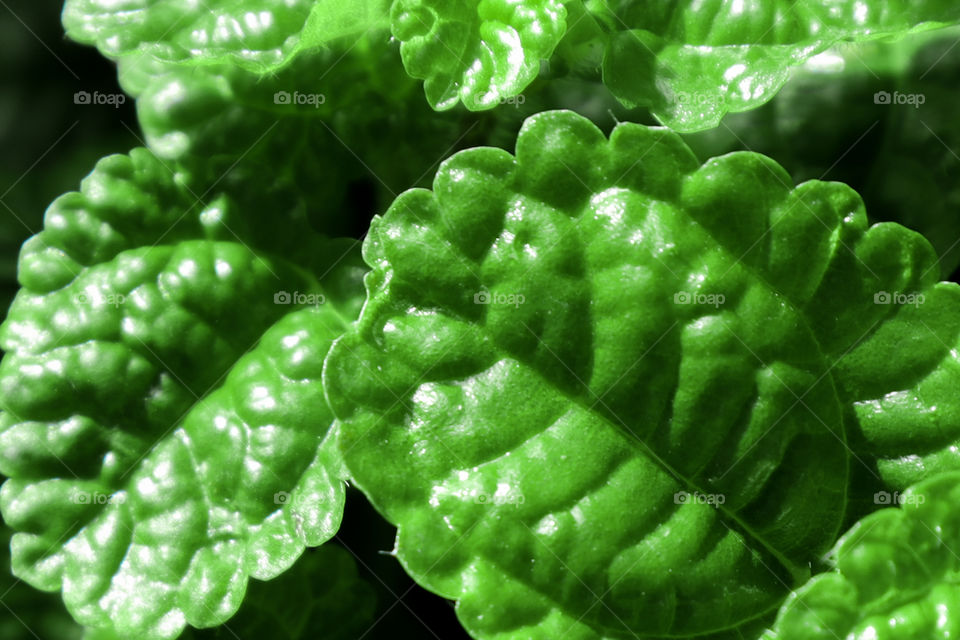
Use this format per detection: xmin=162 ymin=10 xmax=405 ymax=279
xmin=324 ymin=109 xmax=960 ymax=638
xmin=391 ymin=0 xmax=567 ymax=110
xmin=765 ymin=471 xmax=960 ymax=639
xmin=62 ymin=0 xmax=390 ymax=72
xmin=81 ymin=545 xmax=377 ymax=640
xmin=596 ymin=1 xmax=960 ymax=131
xmin=0 ymin=149 xmax=365 ymax=639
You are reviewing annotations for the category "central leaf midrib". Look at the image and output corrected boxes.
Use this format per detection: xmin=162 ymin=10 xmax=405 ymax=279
xmin=91 ymin=242 xmax=334 ymax=487
xmin=472 ymin=184 xmax=840 ymax=585
xmin=502 ymin=351 xmax=809 ymax=584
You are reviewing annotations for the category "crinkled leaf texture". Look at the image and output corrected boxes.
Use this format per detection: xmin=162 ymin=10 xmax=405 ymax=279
xmin=61 ymin=0 xmax=390 ymax=71
xmin=326 ymin=110 xmax=952 ymax=638
xmin=391 ymin=0 xmax=567 ymax=110
xmin=675 ymin=31 xmax=960 ymax=492
xmin=82 ymin=546 xmax=377 ymax=640
xmin=764 ymin=471 xmax=960 ymax=639
xmin=0 ymin=524 xmax=84 ymax=640
xmin=117 ymin=38 xmax=464 ymax=232
xmin=594 ymin=0 xmax=960 ymax=131
xmin=0 ymin=148 xmax=366 ymax=639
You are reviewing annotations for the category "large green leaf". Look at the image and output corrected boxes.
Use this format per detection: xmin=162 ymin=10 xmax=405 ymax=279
xmin=592 ymin=0 xmax=960 ymax=131
xmin=61 ymin=0 xmax=391 ymax=72
xmin=390 ymin=0 xmax=567 ymax=110
xmin=325 ymin=110 xmax=957 ymax=638
xmin=764 ymin=471 xmax=960 ymax=639
xmin=0 ymin=148 xmax=365 ymax=639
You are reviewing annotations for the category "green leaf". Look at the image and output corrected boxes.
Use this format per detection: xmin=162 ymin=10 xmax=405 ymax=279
xmin=594 ymin=1 xmax=960 ymax=132
xmin=677 ymin=35 xmax=960 ymax=493
xmin=839 ymin=281 xmax=960 ymax=490
xmin=683 ymin=29 xmax=960 ymax=277
xmin=193 ymin=546 xmax=377 ymax=640
xmin=325 ymin=109 xmax=960 ymax=638
xmin=0 ymin=523 xmax=84 ymax=640
xmin=764 ymin=471 xmax=960 ymax=639
xmin=391 ymin=0 xmax=567 ymax=110
xmin=82 ymin=546 xmax=377 ymax=640
xmin=0 ymin=148 xmax=366 ymax=639
xmin=118 ymin=38 xmax=470 ymax=233
xmin=61 ymin=0 xmax=390 ymax=71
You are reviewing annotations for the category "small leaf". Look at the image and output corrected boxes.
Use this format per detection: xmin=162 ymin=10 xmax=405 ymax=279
xmin=391 ymin=0 xmax=567 ymax=110
xmin=595 ymin=1 xmax=960 ymax=131
xmin=0 ymin=148 xmax=366 ymax=639
xmin=765 ymin=471 xmax=960 ymax=639
xmin=61 ymin=0 xmax=390 ymax=71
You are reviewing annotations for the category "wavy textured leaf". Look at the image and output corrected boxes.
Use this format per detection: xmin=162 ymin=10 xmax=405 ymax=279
xmin=325 ymin=109 xmax=958 ymax=638
xmin=82 ymin=545 xmax=377 ymax=640
xmin=594 ymin=0 xmax=960 ymax=131
xmin=391 ymin=0 xmax=567 ymax=110
xmin=683 ymin=29 xmax=960 ymax=277
xmin=0 ymin=523 xmax=84 ymax=640
xmin=764 ymin=471 xmax=960 ymax=639
xmin=61 ymin=0 xmax=390 ymax=72
xmin=0 ymin=148 xmax=366 ymax=639
xmin=117 ymin=39 xmax=467 ymax=233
